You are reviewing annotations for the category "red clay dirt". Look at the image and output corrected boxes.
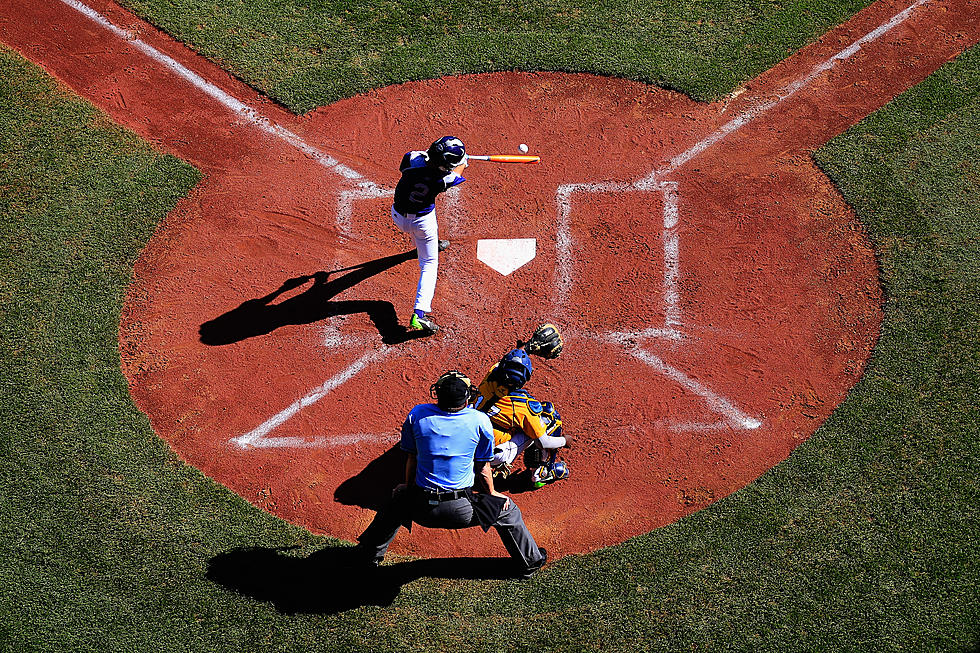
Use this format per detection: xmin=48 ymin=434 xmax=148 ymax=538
xmin=2 ymin=0 xmax=978 ymax=560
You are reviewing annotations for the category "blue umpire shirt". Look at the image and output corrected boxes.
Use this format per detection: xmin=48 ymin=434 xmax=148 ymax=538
xmin=400 ymin=404 xmax=494 ymax=491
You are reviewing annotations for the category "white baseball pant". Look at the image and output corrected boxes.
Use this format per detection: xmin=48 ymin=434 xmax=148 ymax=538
xmin=391 ymin=206 xmax=439 ymax=314
xmin=491 ymin=432 xmax=567 ymax=467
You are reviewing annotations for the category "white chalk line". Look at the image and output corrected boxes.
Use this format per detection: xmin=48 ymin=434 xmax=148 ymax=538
xmin=56 ymin=0 xmax=407 ymax=449
xmin=603 ymin=330 xmax=760 ymax=430
xmin=238 ymin=431 xmax=398 ymax=450
xmin=555 ymin=0 xmax=930 ymax=432
xmin=557 ymin=180 xmax=763 ymax=430
xmin=336 ymin=186 xmax=394 ymax=237
xmin=637 ymin=0 xmax=929 ymax=186
xmin=661 ymin=182 xmax=681 ymax=328
xmin=232 ymin=349 xmax=388 ymax=449
xmin=60 ymin=0 xmax=392 ymax=237
xmin=658 ymin=421 xmax=739 ymax=433
xmin=626 ymin=347 xmax=763 ymax=431
xmin=72 ymin=0 xmax=926 ymax=442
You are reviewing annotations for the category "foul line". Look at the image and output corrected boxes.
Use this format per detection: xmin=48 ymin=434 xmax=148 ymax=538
xmin=554 ymin=0 xmax=929 ymax=431
xmin=637 ymin=0 xmax=929 ymax=187
xmin=67 ymin=0 xmax=928 ymax=441
xmin=57 ymin=0 xmax=404 ymax=447
xmin=59 ymin=0 xmax=392 ymax=230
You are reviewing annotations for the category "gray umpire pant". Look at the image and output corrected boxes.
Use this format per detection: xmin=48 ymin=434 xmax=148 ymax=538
xmin=358 ymin=486 xmax=543 ymax=568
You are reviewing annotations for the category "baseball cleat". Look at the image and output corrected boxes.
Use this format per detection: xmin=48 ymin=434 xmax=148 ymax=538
xmin=438 ymin=239 xmax=450 ymax=252
xmin=531 ymin=462 xmax=569 ymax=487
xmin=409 ymin=313 xmax=440 ymax=333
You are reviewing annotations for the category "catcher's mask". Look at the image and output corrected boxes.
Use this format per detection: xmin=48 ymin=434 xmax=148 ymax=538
xmin=430 ymin=370 xmax=477 ymax=410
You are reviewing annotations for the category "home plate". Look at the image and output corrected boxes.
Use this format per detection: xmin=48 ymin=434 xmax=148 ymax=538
xmin=476 ymin=238 xmax=537 ymax=275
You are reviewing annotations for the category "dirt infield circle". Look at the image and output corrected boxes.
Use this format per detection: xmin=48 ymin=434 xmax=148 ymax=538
xmin=13 ymin=0 xmax=973 ymax=564
xmin=117 ymin=71 xmax=881 ymax=559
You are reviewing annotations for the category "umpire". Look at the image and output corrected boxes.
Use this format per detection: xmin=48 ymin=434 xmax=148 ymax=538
xmin=356 ymin=371 xmax=547 ymax=578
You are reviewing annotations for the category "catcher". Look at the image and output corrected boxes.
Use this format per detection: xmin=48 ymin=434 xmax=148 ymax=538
xmin=474 ymin=324 xmax=569 ymax=488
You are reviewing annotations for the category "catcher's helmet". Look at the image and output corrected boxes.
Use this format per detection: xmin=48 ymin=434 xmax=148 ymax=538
xmin=495 ymin=348 xmax=533 ymax=390
xmin=427 ymin=136 xmax=466 ymax=170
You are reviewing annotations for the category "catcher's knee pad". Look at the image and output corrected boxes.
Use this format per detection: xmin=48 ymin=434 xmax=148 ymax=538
xmin=523 ymin=445 xmax=544 ymax=469
xmin=491 ymin=441 xmax=519 ymax=467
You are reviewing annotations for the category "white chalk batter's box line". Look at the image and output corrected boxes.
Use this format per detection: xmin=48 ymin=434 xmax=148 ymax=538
xmin=56 ymin=0 xmax=932 ymax=448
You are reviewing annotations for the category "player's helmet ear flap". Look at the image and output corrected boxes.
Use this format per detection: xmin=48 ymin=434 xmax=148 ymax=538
xmin=427 ymin=136 xmax=466 ymax=170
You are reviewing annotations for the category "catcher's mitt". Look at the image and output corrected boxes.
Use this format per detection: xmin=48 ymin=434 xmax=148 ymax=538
xmin=520 ymin=323 xmax=563 ymax=359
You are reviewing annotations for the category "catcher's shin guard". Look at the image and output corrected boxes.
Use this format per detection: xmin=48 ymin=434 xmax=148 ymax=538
xmin=523 ymin=445 xmax=544 ymax=469
xmin=531 ymin=461 xmax=569 ymax=488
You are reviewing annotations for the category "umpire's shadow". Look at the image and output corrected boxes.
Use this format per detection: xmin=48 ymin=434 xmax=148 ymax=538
xmin=334 ymin=445 xmax=407 ymax=511
xmin=199 ymin=249 xmax=428 ymax=346
xmin=206 ymin=546 xmax=517 ymax=615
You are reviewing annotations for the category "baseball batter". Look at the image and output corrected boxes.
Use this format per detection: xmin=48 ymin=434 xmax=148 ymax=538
xmin=392 ymin=136 xmax=468 ymax=334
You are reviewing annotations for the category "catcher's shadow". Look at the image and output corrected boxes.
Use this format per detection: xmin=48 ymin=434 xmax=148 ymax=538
xmin=205 ymin=546 xmax=518 ymax=615
xmin=199 ymin=250 xmax=427 ymax=346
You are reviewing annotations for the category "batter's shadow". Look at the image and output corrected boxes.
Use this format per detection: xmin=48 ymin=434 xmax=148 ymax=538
xmin=206 ymin=546 xmax=519 ymax=615
xmin=199 ymin=249 xmax=429 ymax=346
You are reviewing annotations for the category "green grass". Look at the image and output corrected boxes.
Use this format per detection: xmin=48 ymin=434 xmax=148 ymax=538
xmin=117 ymin=0 xmax=873 ymax=112
xmin=2 ymin=23 xmax=979 ymax=653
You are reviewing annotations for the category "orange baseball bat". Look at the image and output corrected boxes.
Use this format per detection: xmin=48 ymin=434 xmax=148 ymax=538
xmin=468 ymin=154 xmax=540 ymax=163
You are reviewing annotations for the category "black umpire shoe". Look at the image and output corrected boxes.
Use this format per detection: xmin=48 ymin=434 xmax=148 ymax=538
xmin=520 ymin=547 xmax=547 ymax=579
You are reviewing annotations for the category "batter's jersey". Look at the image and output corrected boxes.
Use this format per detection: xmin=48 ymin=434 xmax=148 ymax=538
xmin=393 ymin=151 xmax=465 ymax=216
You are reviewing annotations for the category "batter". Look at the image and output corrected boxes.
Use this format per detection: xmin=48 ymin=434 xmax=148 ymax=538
xmin=392 ymin=135 xmax=468 ymax=334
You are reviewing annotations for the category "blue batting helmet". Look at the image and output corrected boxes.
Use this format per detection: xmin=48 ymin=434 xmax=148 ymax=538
xmin=427 ymin=136 xmax=466 ymax=170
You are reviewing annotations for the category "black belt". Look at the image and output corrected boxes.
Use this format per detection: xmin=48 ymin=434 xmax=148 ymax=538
xmin=416 ymin=486 xmax=471 ymax=502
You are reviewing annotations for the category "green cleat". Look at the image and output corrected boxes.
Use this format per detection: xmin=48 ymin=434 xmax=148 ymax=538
xmin=409 ymin=313 xmax=440 ymax=333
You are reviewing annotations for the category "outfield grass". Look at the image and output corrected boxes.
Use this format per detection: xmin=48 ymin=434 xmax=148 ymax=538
xmin=2 ymin=24 xmax=979 ymax=653
xmin=117 ymin=0 xmax=873 ymax=112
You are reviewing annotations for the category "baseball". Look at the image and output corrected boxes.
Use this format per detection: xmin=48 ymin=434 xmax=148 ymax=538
xmin=518 ymin=143 xmax=529 ymax=153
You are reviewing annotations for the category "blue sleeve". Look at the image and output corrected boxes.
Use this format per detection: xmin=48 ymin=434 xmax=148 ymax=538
xmin=474 ymin=415 xmax=494 ymax=462
xmin=399 ymin=414 xmax=417 ymax=454
xmin=399 ymin=152 xmax=412 ymax=172
xmin=441 ymin=173 xmax=465 ymax=192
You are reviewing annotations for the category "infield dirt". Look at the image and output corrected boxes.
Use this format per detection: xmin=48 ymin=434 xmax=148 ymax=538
xmin=3 ymin=0 xmax=977 ymax=559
